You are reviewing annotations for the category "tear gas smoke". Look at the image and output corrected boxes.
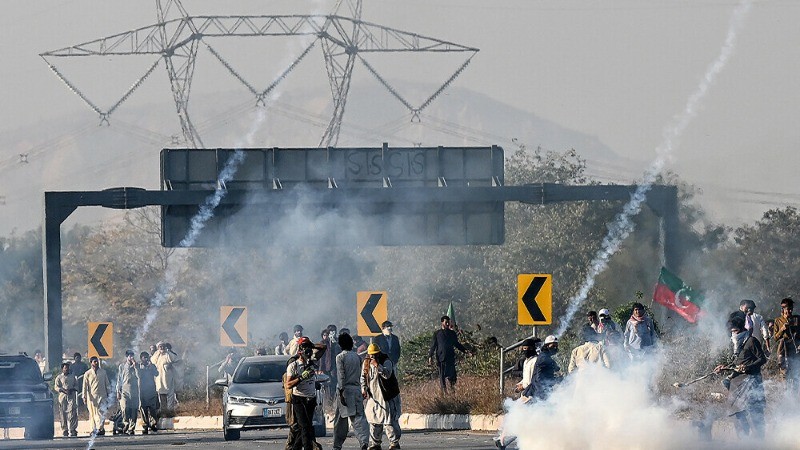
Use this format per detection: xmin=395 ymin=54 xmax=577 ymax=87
xmin=503 ymin=361 xmax=706 ymax=450
xmin=132 ymin=109 xmax=266 ymax=350
xmin=555 ymin=0 xmax=752 ymax=337
xmin=85 ymin=377 xmax=117 ymax=450
xmin=130 ymin=9 xmax=322 ymax=352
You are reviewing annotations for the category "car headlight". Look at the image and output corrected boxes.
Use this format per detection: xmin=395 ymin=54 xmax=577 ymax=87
xmin=228 ymin=395 xmax=246 ymax=405
xmin=228 ymin=395 xmax=271 ymax=404
xmin=32 ymin=391 xmax=50 ymax=400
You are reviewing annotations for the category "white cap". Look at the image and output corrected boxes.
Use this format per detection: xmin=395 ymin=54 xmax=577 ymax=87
xmin=599 ymin=308 xmax=610 ymax=316
xmin=544 ymin=335 xmax=558 ymax=345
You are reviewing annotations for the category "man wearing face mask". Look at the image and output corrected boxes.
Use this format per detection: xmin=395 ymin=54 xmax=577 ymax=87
xmin=731 ymin=300 xmax=770 ymax=355
xmin=374 ymin=321 xmax=401 ymax=366
xmin=495 ymin=337 xmax=539 ymax=450
xmin=285 ymin=337 xmax=326 ymax=450
xmin=526 ymin=335 xmax=562 ymax=401
xmin=513 ymin=338 xmax=538 ymax=397
xmin=715 ymin=315 xmax=767 ymax=439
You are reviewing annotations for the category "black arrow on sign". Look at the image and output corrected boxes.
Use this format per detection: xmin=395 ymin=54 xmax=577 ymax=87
xmin=222 ymin=307 xmax=246 ymax=345
xmin=360 ymin=293 xmax=383 ymax=333
xmin=522 ymin=277 xmax=548 ymax=322
xmin=90 ymin=323 xmax=109 ymax=357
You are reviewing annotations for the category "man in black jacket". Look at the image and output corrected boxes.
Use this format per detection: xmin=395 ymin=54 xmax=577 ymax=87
xmin=373 ymin=321 xmax=401 ymax=366
xmin=428 ymin=315 xmax=468 ymax=393
xmin=527 ymin=335 xmax=562 ymax=401
xmin=715 ymin=315 xmax=767 ymax=439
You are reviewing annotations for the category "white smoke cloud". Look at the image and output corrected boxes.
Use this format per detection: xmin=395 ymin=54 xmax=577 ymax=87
xmin=503 ymin=363 xmax=706 ymax=450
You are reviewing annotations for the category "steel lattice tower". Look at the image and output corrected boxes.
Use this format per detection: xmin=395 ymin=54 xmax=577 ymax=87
xmin=40 ymin=0 xmax=479 ymax=148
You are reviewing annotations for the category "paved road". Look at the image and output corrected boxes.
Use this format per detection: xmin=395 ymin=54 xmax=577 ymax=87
xmin=0 ymin=429 xmax=496 ymax=450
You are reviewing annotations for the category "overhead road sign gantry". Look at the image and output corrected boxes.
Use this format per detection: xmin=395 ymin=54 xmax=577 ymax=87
xmin=42 ymin=155 xmax=679 ymax=369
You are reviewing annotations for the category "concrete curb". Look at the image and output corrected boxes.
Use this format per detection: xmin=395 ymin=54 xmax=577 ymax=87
xmin=20 ymin=413 xmax=503 ymax=438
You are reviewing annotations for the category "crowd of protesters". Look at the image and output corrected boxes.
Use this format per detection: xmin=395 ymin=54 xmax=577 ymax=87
xmin=493 ymin=296 xmax=799 ymax=449
xmin=714 ymin=296 xmax=798 ymax=440
xmin=269 ymin=321 xmax=402 ymax=450
xmin=36 ymin=314 xmax=474 ymax=444
xmin=42 ymin=341 xmax=181 ymax=438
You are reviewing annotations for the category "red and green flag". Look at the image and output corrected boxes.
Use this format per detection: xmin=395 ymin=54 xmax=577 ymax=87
xmin=652 ymin=267 xmax=704 ymax=323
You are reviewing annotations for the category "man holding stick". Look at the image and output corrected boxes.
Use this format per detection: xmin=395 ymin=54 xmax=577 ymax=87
xmin=714 ymin=315 xmax=767 ymax=439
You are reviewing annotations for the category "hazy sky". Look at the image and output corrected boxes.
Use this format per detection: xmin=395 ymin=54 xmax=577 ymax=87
xmin=1 ymin=0 xmax=798 ymax=231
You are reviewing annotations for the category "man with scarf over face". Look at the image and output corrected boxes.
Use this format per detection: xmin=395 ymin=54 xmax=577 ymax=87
xmin=494 ymin=338 xmax=540 ymax=450
xmin=526 ymin=335 xmax=562 ymax=401
xmin=514 ymin=338 xmax=539 ymax=396
xmin=623 ymin=303 xmax=657 ymax=359
xmin=715 ymin=315 xmax=767 ymax=439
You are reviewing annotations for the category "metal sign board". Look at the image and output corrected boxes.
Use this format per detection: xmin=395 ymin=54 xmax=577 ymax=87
xmin=160 ymin=146 xmax=504 ymax=248
xmin=87 ymin=322 xmax=113 ymax=359
xmin=357 ymin=291 xmax=388 ymax=337
xmin=220 ymin=306 xmax=248 ymax=347
xmin=518 ymin=274 xmax=552 ymax=325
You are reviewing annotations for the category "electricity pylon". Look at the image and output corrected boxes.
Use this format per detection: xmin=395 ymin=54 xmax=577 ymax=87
xmin=40 ymin=0 xmax=478 ymax=148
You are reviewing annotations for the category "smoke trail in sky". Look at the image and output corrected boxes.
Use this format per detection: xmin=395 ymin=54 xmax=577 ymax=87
xmin=130 ymin=0 xmax=324 ymax=351
xmin=132 ymin=108 xmax=266 ymax=350
xmin=555 ymin=0 xmax=752 ymax=337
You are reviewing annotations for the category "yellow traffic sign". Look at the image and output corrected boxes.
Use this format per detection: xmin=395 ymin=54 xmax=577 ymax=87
xmin=88 ymin=322 xmax=113 ymax=359
xmin=357 ymin=291 xmax=387 ymax=337
xmin=220 ymin=306 xmax=248 ymax=347
xmin=518 ymin=274 xmax=552 ymax=325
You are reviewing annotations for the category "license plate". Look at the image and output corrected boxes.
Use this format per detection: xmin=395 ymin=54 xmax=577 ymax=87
xmin=263 ymin=407 xmax=281 ymax=418
xmin=8 ymin=407 xmax=20 ymax=415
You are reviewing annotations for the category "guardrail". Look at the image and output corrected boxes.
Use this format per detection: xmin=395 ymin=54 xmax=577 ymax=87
xmin=498 ymin=334 xmax=536 ymax=395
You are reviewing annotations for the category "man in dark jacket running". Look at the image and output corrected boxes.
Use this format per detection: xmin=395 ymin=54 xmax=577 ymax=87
xmin=428 ymin=315 xmax=468 ymax=393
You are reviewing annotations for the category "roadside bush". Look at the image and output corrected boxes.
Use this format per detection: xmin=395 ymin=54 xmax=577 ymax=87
xmin=402 ymin=375 xmax=506 ymax=415
xmin=399 ymin=328 xmax=504 ymax=385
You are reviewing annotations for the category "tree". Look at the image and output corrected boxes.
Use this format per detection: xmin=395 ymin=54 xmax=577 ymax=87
xmin=726 ymin=206 xmax=800 ymax=315
xmin=61 ymin=208 xmax=173 ymax=351
xmin=0 ymin=229 xmax=44 ymax=352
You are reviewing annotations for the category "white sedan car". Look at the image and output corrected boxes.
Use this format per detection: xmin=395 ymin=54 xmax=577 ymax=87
xmin=215 ymin=355 xmax=328 ymax=441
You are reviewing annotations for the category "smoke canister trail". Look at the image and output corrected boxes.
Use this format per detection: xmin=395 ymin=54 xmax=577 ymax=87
xmin=132 ymin=108 xmax=267 ymax=350
xmin=130 ymin=150 xmax=246 ymax=350
xmin=555 ymin=0 xmax=752 ymax=337
xmin=130 ymin=6 xmax=317 ymax=348
xmin=85 ymin=378 xmax=117 ymax=449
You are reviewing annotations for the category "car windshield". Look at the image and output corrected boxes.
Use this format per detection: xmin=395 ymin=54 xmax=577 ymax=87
xmin=232 ymin=362 xmax=285 ymax=384
xmin=0 ymin=359 xmax=43 ymax=384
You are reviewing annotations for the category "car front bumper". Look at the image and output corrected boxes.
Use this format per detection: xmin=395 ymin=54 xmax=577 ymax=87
xmin=225 ymin=402 xmax=288 ymax=430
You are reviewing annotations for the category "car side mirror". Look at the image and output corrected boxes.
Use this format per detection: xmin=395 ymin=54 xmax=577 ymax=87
xmin=43 ymin=373 xmax=53 ymax=382
xmin=214 ymin=378 xmax=229 ymax=387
